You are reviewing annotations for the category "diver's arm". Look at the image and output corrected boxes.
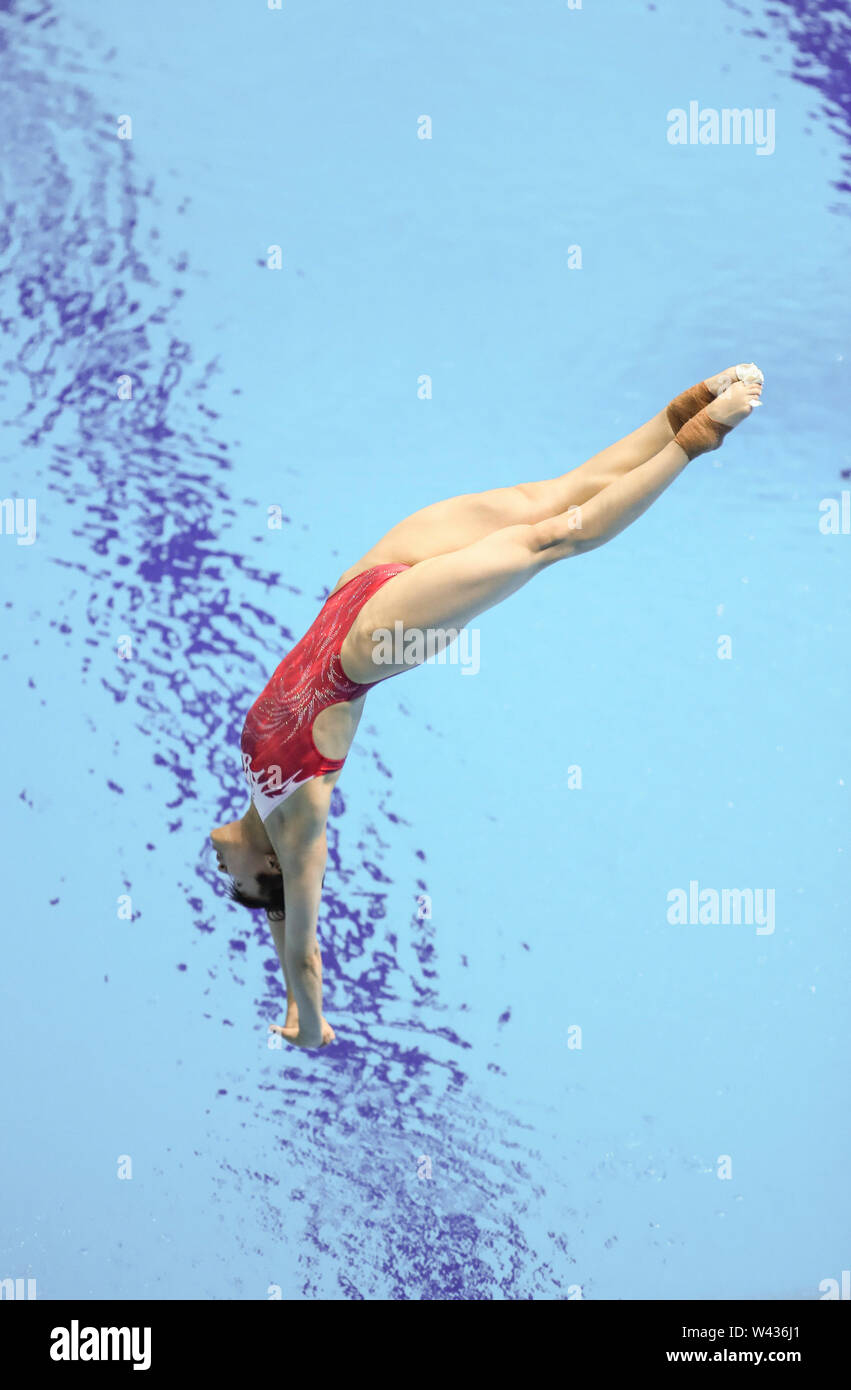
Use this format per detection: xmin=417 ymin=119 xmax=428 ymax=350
xmin=264 ymin=913 xmax=300 ymax=1030
xmin=264 ymin=781 xmax=337 ymax=1048
xmin=275 ymin=827 xmax=328 ymax=1046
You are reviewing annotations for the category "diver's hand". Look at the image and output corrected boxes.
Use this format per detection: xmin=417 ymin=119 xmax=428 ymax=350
xmin=269 ymin=1018 xmax=335 ymax=1049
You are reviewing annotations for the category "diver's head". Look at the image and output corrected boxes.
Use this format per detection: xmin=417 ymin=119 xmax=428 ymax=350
xmin=210 ymin=818 xmax=285 ymax=916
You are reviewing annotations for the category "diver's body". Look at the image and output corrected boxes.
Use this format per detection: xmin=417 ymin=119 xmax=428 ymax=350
xmin=211 ymin=366 xmax=764 ymax=1048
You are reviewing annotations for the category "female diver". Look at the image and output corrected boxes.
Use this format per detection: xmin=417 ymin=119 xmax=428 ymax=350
xmin=211 ymin=365 xmax=764 ymax=1048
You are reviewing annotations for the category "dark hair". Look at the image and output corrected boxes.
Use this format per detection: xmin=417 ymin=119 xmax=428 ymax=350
xmin=227 ymin=872 xmax=285 ymax=917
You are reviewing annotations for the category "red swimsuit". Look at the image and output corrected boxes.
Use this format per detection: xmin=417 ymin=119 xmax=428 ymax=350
xmin=240 ymin=563 xmax=411 ymax=820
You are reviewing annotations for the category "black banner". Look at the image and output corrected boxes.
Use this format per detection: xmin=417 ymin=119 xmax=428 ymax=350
xmin=2 ymin=1298 xmax=848 ymax=1376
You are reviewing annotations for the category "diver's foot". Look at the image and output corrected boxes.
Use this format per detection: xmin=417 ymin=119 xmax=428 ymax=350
xmin=704 ymin=362 xmax=764 ymax=396
xmin=705 ymin=379 xmax=763 ymax=427
xmin=667 ymin=366 xmax=763 ymax=436
xmin=674 ymin=381 xmax=762 ymax=460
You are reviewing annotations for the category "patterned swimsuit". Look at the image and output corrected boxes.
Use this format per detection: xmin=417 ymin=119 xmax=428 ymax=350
xmin=240 ymin=564 xmax=410 ymax=820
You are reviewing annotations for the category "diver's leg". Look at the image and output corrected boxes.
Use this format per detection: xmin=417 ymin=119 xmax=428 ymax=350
xmin=335 ymin=368 xmax=762 ymax=583
xmin=340 ymin=381 xmax=761 ymax=683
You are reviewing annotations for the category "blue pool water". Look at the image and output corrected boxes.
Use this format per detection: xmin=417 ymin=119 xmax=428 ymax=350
xmin=1 ymin=0 xmax=849 ymax=1300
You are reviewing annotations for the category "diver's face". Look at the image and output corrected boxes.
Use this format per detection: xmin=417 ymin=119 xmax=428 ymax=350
xmin=209 ymin=822 xmax=280 ymax=896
